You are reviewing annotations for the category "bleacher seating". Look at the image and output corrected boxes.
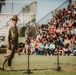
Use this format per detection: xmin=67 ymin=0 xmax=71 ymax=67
xmin=0 ymin=13 xmax=35 ymax=36
xmin=0 ymin=14 xmax=14 ymax=36
xmin=0 ymin=1 xmax=37 ymax=36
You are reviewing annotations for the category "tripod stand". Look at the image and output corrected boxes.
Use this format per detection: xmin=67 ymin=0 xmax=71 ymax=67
xmin=24 ymin=39 xmax=33 ymax=74
xmin=27 ymin=48 xmax=31 ymax=74
xmin=56 ymin=46 xmax=61 ymax=71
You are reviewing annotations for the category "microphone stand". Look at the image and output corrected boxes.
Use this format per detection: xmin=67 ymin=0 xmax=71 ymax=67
xmin=56 ymin=45 xmax=61 ymax=71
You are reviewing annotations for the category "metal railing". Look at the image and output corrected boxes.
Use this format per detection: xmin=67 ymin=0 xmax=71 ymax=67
xmin=36 ymin=0 xmax=69 ymax=28
xmin=0 ymin=0 xmax=69 ymax=37
xmin=0 ymin=1 xmax=37 ymax=36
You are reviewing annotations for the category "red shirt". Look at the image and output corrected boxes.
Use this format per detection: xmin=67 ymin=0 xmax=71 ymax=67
xmin=49 ymin=29 xmax=56 ymax=35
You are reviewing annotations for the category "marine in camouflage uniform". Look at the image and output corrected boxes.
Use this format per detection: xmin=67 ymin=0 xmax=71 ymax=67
xmin=0 ymin=15 xmax=18 ymax=71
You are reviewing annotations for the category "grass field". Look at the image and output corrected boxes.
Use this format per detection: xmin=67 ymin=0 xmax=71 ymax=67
xmin=0 ymin=54 xmax=76 ymax=75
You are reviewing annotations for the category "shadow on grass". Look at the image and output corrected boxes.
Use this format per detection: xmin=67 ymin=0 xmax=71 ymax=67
xmin=3 ymin=67 xmax=63 ymax=72
xmin=23 ymin=70 xmax=34 ymax=75
xmin=54 ymin=63 xmax=76 ymax=66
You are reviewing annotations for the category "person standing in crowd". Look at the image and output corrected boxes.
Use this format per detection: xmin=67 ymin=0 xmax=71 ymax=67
xmin=25 ymin=38 xmax=31 ymax=55
xmin=0 ymin=15 xmax=19 ymax=71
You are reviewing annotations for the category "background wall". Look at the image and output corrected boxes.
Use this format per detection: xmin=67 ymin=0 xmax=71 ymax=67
xmin=2 ymin=0 xmax=67 ymax=22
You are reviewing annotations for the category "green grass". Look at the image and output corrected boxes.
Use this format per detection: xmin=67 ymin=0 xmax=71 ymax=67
xmin=0 ymin=54 xmax=76 ymax=75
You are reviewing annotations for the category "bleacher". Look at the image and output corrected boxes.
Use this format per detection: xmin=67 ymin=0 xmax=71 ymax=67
xmin=0 ymin=13 xmax=36 ymax=36
xmin=0 ymin=13 xmax=14 ymax=36
xmin=0 ymin=1 xmax=37 ymax=36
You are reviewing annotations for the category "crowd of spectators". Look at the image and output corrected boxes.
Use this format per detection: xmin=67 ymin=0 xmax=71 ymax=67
xmin=18 ymin=4 xmax=76 ymax=56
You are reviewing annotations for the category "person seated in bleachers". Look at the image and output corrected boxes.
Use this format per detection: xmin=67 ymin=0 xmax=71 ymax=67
xmin=71 ymin=34 xmax=76 ymax=43
xmin=36 ymin=39 xmax=45 ymax=55
xmin=17 ymin=42 xmax=25 ymax=56
xmin=44 ymin=40 xmax=50 ymax=55
xmin=48 ymin=40 xmax=56 ymax=55
xmin=69 ymin=41 xmax=76 ymax=56
xmin=64 ymin=34 xmax=71 ymax=46
xmin=30 ymin=37 xmax=36 ymax=55
xmin=62 ymin=43 xmax=70 ymax=56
